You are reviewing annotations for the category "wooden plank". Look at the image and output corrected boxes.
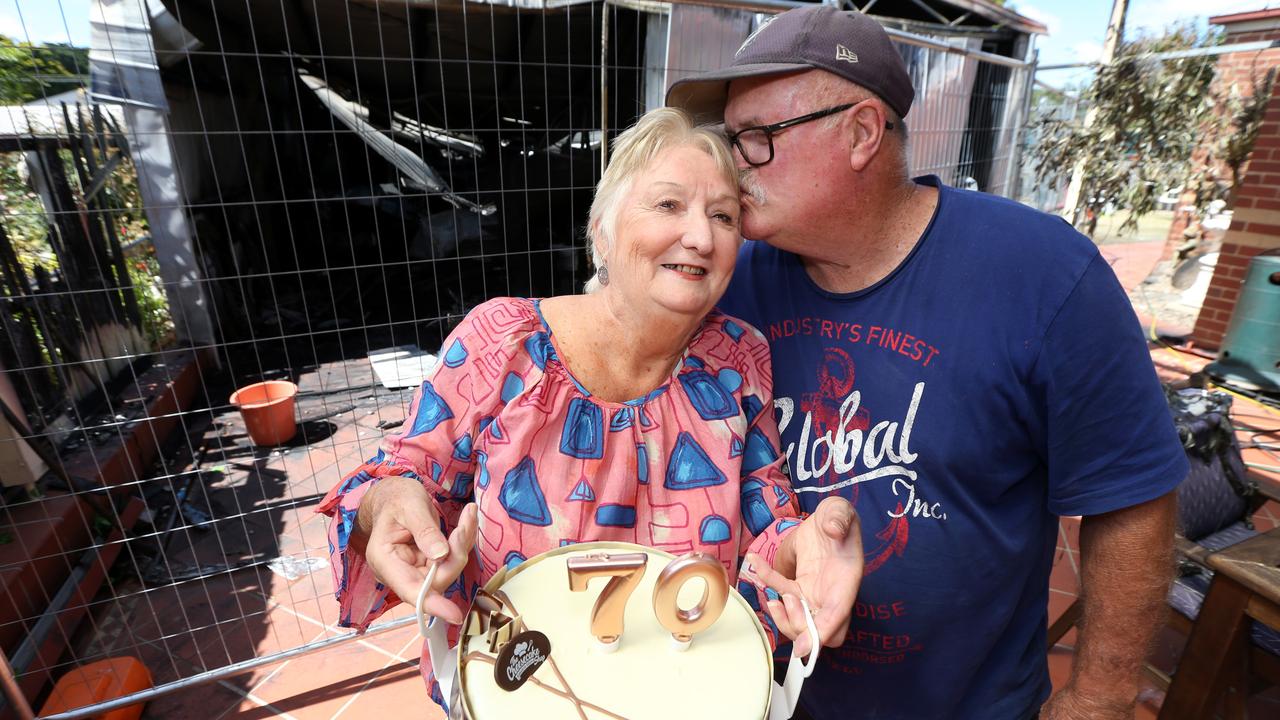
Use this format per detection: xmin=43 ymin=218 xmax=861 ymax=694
xmin=1206 ymin=528 xmax=1280 ymax=605
xmin=1245 ymin=594 xmax=1280 ymax=630
xmin=1159 ymin=576 xmax=1252 ymax=719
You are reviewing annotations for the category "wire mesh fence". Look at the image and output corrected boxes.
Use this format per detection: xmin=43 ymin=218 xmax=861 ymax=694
xmin=0 ymin=1 xmax=1034 ymax=717
xmin=1018 ymin=88 xmax=1084 ymax=214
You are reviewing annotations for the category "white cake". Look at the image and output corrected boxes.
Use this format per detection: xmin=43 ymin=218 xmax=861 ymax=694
xmin=454 ymin=541 xmax=774 ymax=719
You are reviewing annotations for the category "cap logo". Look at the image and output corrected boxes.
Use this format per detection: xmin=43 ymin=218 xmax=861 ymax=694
xmin=736 ymin=15 xmax=776 ymax=57
xmin=836 ymin=44 xmax=859 ymax=63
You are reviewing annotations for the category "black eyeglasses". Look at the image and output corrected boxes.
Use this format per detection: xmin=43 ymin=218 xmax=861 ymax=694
xmin=725 ymin=101 xmax=895 ymax=167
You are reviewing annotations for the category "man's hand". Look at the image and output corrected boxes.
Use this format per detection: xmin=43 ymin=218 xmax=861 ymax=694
xmin=1040 ymin=685 xmax=1133 ymax=720
xmin=354 ymin=475 xmax=478 ymax=624
xmin=749 ymin=496 xmax=863 ymax=657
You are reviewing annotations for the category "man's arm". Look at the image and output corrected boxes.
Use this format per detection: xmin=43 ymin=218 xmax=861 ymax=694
xmin=1042 ymin=491 xmax=1176 ymax=719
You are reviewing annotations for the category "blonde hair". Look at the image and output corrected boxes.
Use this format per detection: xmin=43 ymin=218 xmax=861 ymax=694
xmin=584 ymin=107 xmax=738 ymax=293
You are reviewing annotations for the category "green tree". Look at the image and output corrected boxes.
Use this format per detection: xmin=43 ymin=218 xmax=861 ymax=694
xmin=0 ymin=35 xmax=87 ymax=103
xmin=1030 ymin=24 xmax=1248 ymax=236
xmin=0 ymin=154 xmax=53 ymax=273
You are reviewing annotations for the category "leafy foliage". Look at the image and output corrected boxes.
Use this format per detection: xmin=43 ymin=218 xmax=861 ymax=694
xmin=1 ymin=145 xmax=171 ymax=347
xmin=1190 ymin=66 xmax=1277 ymax=212
xmin=1030 ymin=24 xmax=1258 ymax=236
xmin=0 ymin=154 xmax=53 ymax=273
xmin=0 ymin=35 xmax=87 ymax=103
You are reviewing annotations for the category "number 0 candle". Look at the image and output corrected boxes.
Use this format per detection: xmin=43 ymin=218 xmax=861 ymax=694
xmin=652 ymin=553 xmax=729 ymax=650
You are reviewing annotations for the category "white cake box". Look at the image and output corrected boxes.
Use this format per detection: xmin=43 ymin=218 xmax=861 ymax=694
xmin=419 ymin=541 xmax=816 ymax=720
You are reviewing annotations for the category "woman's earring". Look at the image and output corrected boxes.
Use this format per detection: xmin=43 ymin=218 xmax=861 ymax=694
xmin=598 ymin=265 xmax=610 ymax=286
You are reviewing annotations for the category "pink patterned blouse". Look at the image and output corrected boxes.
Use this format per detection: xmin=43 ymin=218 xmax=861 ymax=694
xmin=319 ymin=297 xmax=802 ymax=699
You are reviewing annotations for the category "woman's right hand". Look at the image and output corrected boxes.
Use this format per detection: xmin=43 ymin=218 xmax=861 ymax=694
xmin=355 ymin=475 xmax=478 ymax=624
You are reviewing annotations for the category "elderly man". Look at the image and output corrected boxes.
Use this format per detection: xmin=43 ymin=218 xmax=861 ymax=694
xmin=668 ymin=6 xmax=1186 ymax=720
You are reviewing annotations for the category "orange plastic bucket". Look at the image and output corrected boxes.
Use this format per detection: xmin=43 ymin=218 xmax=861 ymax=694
xmin=230 ymin=380 xmax=298 ymax=446
xmin=39 ymin=656 xmax=153 ymax=720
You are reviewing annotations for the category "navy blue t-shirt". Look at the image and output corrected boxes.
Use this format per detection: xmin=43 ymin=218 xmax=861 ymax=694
xmin=719 ymin=177 xmax=1188 ymax=720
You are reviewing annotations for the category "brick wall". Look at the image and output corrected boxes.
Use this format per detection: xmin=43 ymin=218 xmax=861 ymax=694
xmin=1195 ymin=242 xmax=1271 ymax=346
xmin=1164 ymin=24 xmax=1280 ymax=257
xmin=1186 ymin=14 xmax=1280 ymax=349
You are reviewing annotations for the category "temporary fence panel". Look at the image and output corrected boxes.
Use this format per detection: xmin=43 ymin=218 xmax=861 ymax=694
xmin=1019 ymin=91 xmax=1084 ymax=214
xmin=0 ymin=1 xmax=1035 ymax=718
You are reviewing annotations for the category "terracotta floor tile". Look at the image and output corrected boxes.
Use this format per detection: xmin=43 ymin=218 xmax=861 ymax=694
xmin=347 ymin=619 xmax=422 ymax=664
xmin=258 ymin=568 xmax=320 ymax=608
xmin=248 ymin=602 xmax=332 ymax=660
xmin=264 ymin=589 xmax=421 ymax=665
xmin=280 ymin=476 xmax=338 ymax=508
xmin=140 ymin=674 xmax=245 ymax=719
xmin=268 ymin=565 xmax=337 ymax=616
xmin=1047 ymin=646 xmax=1074 ymax=692
xmin=331 ymin=652 xmax=440 ymax=718
xmin=279 ymin=446 xmax=338 ymax=483
xmin=380 ymin=601 xmax=417 ymax=622
xmin=1254 ymin=510 xmax=1278 ymax=532
xmin=1242 ymin=445 xmax=1280 ymax=477
xmin=1049 ymin=553 xmax=1079 ymax=595
xmin=354 ymin=401 xmax=409 ymax=431
xmin=322 ymin=422 xmax=365 ymax=450
xmin=276 ymin=582 xmax=336 ymax=620
xmin=331 ymin=450 xmax=375 ymax=478
xmin=1252 ymin=500 xmax=1279 ymax=532
xmin=1046 ymin=591 xmax=1078 ymax=649
xmin=302 ymin=461 xmax=347 ymax=495
xmin=246 ymin=639 xmax=400 ymax=715
xmin=136 ymin=606 xmax=320 ymax=693
xmin=342 ymin=438 xmax=386 ymax=464
xmin=266 ymin=502 xmax=310 ymax=534
xmin=1058 ymin=516 xmax=1081 ymax=553
xmin=277 ymin=507 xmax=332 ymax=550
xmin=123 ymin=575 xmax=271 ymax=648
xmin=257 ymin=588 xmax=334 ymax=631
xmin=320 ymin=438 xmax=378 ymax=469
xmin=1052 ymin=545 xmax=1079 ymax=585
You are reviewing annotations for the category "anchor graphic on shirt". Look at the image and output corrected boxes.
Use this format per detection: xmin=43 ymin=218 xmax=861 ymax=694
xmin=782 ymin=347 xmax=927 ymax=575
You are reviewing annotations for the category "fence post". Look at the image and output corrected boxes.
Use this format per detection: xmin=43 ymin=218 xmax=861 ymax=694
xmin=0 ymin=649 xmax=35 ymax=720
xmin=1001 ymin=47 xmax=1040 ymax=201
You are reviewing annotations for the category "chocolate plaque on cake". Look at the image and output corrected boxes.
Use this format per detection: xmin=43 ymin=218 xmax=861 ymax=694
xmin=493 ymin=630 xmax=550 ymax=691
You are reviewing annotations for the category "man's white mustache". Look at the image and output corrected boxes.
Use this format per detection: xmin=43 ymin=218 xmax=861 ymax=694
xmin=740 ymin=173 xmax=767 ymax=204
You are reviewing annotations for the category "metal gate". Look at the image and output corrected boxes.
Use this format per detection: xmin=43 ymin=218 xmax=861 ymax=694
xmin=0 ymin=1 xmax=1034 ymax=718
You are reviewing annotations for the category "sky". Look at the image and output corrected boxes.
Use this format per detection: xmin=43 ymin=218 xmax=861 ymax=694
xmin=0 ymin=0 xmax=1275 ymax=85
xmin=1020 ymin=0 xmax=1277 ymax=86
xmin=0 ymin=0 xmax=90 ymax=47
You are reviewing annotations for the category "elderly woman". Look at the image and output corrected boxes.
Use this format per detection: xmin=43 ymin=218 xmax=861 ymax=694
xmin=319 ymin=107 xmax=861 ymax=703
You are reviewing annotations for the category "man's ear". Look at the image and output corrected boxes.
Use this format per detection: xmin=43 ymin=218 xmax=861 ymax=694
xmin=847 ymin=101 xmax=888 ymax=173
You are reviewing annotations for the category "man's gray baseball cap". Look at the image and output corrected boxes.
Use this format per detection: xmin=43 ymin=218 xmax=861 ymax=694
xmin=666 ymin=6 xmax=914 ymax=121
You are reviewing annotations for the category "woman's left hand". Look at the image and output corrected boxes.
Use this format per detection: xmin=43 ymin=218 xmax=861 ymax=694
xmin=749 ymin=497 xmax=863 ymax=658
